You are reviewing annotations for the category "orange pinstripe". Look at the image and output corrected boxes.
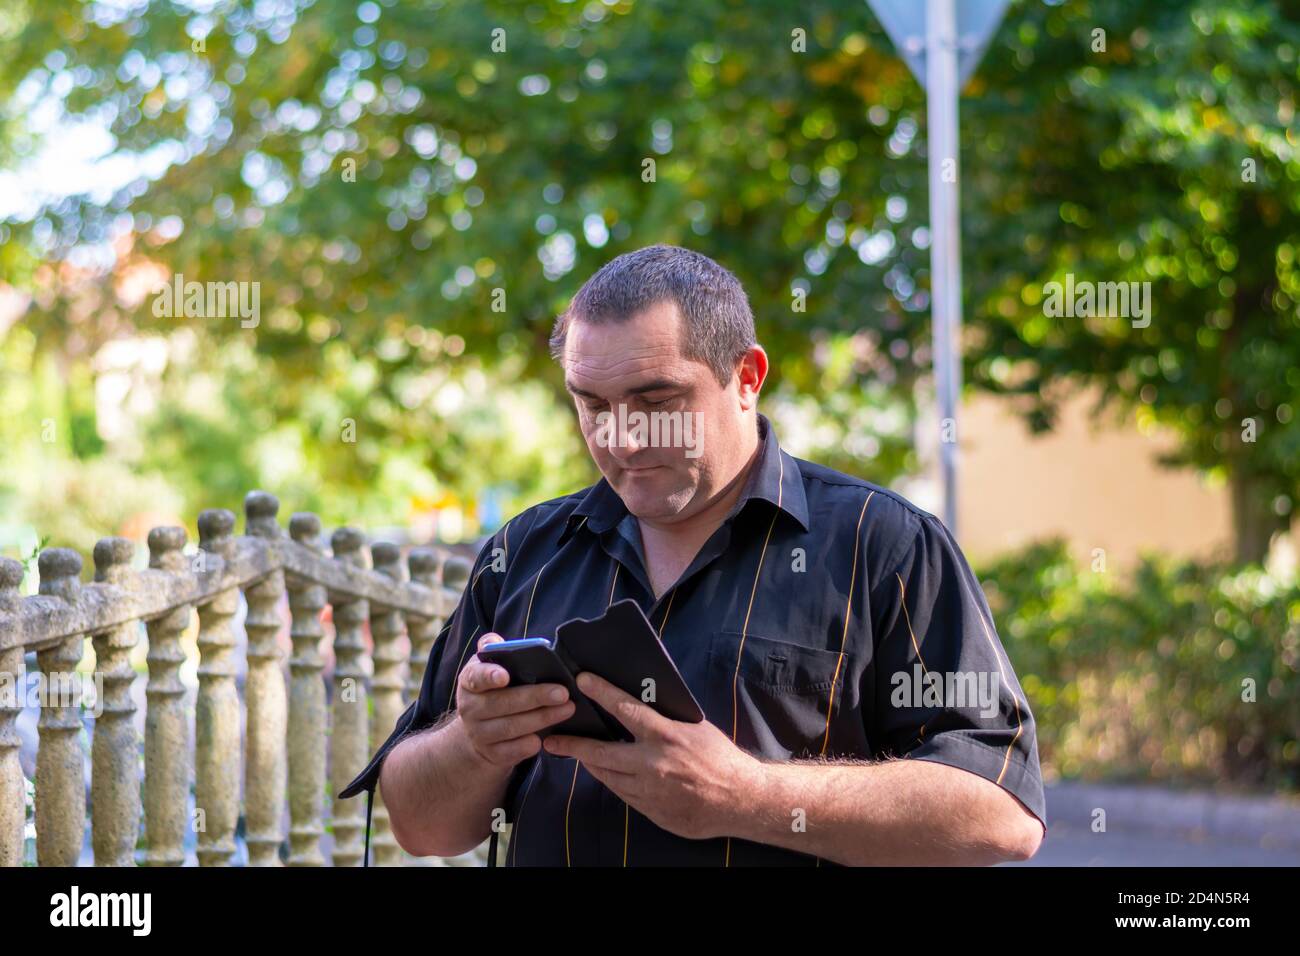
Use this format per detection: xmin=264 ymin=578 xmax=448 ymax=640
xmin=895 ymin=571 xmax=931 ymax=678
xmin=818 ymin=491 xmax=876 ymax=756
xmin=972 ymin=601 xmax=1024 ymax=783
xmin=563 ymin=760 xmax=580 ymax=866
xmin=620 ymin=584 xmax=678 ymax=866
xmin=725 ymin=452 xmax=785 ymax=866
xmin=506 ymin=514 xmax=576 ymax=865
xmin=564 ymin=543 xmax=617 ymax=866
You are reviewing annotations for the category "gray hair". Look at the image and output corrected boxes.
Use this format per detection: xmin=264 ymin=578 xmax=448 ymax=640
xmin=548 ymin=244 xmax=756 ymax=387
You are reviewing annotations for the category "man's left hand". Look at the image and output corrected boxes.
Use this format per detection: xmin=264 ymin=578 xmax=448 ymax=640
xmin=541 ymin=672 xmax=762 ymax=841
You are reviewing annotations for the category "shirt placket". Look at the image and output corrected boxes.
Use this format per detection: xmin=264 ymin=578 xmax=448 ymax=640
xmin=581 ymin=512 xmax=749 ymax=865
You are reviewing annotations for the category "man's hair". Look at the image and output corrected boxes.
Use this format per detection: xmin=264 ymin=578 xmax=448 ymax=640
xmin=548 ymin=244 xmax=756 ymax=387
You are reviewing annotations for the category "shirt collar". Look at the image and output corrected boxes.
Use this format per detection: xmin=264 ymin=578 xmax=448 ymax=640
xmin=556 ymin=411 xmax=810 ymax=546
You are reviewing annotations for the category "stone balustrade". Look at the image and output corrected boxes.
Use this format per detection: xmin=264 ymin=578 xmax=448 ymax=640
xmin=0 ymin=490 xmax=470 ymax=866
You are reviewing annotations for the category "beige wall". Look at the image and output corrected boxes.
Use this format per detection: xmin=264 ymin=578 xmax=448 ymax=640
xmin=953 ymin=389 xmax=1233 ymax=566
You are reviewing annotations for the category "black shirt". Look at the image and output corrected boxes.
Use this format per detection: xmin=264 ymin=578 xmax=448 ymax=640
xmin=340 ymin=413 xmax=1047 ymax=865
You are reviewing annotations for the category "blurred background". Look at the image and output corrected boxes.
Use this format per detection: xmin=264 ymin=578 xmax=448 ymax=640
xmin=0 ymin=0 xmax=1297 ymax=863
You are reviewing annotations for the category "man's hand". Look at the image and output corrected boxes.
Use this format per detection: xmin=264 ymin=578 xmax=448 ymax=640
xmin=541 ymin=671 xmax=762 ymax=840
xmin=380 ymin=632 xmax=576 ymax=859
xmin=456 ymin=633 xmax=577 ymax=768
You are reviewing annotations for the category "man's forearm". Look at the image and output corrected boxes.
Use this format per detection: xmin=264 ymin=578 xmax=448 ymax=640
xmin=378 ymin=713 xmax=515 ymax=858
xmin=726 ymin=755 xmax=1042 ymax=866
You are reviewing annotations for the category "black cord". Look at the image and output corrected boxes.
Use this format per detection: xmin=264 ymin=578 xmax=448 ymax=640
xmin=363 ymin=788 xmax=374 ymax=868
xmin=488 ymin=829 xmax=498 ymax=867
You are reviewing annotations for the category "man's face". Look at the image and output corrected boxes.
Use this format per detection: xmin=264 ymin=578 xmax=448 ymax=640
xmin=563 ymin=300 xmax=755 ymax=525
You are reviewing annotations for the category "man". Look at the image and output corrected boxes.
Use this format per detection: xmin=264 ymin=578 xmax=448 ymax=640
xmin=340 ymin=244 xmax=1046 ymax=866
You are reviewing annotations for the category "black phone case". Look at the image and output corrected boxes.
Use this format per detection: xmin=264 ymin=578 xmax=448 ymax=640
xmin=476 ymin=643 xmax=618 ymax=740
xmin=479 ymin=599 xmax=704 ymax=742
xmin=551 ymin=599 xmax=705 ymax=741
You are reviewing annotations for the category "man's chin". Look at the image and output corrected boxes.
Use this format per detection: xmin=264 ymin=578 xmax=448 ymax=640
xmin=613 ymin=474 xmax=690 ymax=520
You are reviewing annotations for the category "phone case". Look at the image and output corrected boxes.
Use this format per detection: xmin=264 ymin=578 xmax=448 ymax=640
xmin=551 ymin=598 xmax=705 ymax=740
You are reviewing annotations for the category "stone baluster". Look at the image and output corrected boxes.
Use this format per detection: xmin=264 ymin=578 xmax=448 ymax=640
xmin=286 ymin=513 xmax=328 ymax=866
xmin=195 ymin=509 xmax=240 ymax=865
xmin=405 ymin=547 xmax=445 ymax=701
xmin=444 ymin=555 xmax=470 ymax=593
xmin=441 ymin=555 xmax=470 ymax=628
xmin=0 ymin=558 xmax=25 ymax=866
xmin=328 ymin=527 xmax=368 ymax=867
xmin=90 ymin=538 xmax=141 ymax=866
xmin=442 ymin=554 xmax=471 ymax=589
xmin=34 ymin=548 xmax=86 ymax=866
xmin=142 ymin=527 xmax=190 ymax=867
xmin=242 ymin=492 xmax=288 ymax=866
xmin=369 ymin=542 xmax=409 ymax=866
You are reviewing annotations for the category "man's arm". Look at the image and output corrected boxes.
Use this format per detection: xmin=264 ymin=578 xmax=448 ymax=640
xmin=543 ymin=671 xmax=1043 ymax=866
xmin=726 ymin=753 xmax=1044 ymax=865
xmin=348 ymin=510 xmax=573 ymax=858
xmin=380 ymin=714 xmax=512 ymax=858
xmin=382 ymin=633 xmax=576 ymax=858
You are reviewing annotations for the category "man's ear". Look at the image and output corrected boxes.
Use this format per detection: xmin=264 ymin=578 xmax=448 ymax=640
xmin=735 ymin=345 xmax=768 ymax=411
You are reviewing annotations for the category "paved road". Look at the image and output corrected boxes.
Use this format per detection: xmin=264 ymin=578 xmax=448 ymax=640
xmin=1015 ymin=824 xmax=1300 ymax=866
xmin=1014 ymin=783 xmax=1300 ymax=866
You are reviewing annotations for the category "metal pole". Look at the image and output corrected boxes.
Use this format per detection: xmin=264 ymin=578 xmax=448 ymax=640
xmin=925 ymin=0 xmax=962 ymax=536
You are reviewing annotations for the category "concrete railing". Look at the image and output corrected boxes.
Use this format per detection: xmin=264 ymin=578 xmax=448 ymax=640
xmin=0 ymin=490 xmax=470 ymax=866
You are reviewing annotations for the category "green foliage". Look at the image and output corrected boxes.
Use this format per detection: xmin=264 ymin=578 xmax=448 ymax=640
xmin=0 ymin=326 xmax=186 ymax=561
xmin=1 ymin=0 xmax=947 ymax=506
xmin=980 ymin=539 xmax=1300 ymax=790
xmin=0 ymin=3 xmax=1296 ymax=552
xmin=4 ymin=0 xmax=1296 ymax=553
xmin=965 ymin=0 xmax=1300 ymax=535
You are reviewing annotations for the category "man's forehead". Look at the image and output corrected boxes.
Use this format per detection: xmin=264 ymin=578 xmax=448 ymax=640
xmin=563 ymin=307 xmax=699 ymax=392
xmin=564 ymin=347 xmax=688 ymax=395
xmin=565 ymin=302 xmax=682 ymax=353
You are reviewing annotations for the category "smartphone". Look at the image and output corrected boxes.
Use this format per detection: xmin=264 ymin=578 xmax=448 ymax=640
xmin=477 ymin=639 xmax=622 ymax=740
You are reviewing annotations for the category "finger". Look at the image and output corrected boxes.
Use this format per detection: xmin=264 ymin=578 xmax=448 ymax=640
xmin=477 ymin=733 xmax=543 ymax=766
xmin=542 ymin=734 xmax=638 ymax=773
xmin=573 ymin=672 xmax=664 ymax=739
xmin=460 ymin=661 xmax=509 ymax=694
xmin=477 ymin=702 xmax=575 ymax=743
xmin=460 ymin=634 xmax=509 ymax=692
xmin=467 ymin=682 xmax=570 ymax=719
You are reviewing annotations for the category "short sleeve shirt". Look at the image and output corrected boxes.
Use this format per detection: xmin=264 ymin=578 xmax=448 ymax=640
xmin=340 ymin=413 xmax=1047 ymax=865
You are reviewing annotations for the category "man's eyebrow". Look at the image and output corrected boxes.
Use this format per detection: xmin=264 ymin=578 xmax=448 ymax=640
xmin=564 ymin=378 xmax=683 ymax=398
xmin=626 ymin=379 xmax=682 ymax=395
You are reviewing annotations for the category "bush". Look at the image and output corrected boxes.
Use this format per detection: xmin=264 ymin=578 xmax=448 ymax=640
xmin=977 ymin=540 xmax=1300 ymax=792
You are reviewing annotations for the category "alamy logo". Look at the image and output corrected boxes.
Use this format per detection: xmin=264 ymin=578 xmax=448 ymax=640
xmin=890 ymin=666 xmax=1001 ymax=719
xmin=151 ymin=272 xmax=260 ymax=328
xmin=50 ymin=886 xmax=151 ymax=936
xmin=595 ymin=403 xmax=704 ymax=459
xmin=1042 ymin=273 xmax=1151 ymax=328
xmin=0 ymin=670 xmax=104 ymax=717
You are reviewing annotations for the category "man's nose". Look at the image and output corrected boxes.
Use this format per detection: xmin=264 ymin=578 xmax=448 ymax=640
xmin=605 ymin=426 xmax=643 ymax=458
xmin=600 ymin=406 xmax=643 ymax=458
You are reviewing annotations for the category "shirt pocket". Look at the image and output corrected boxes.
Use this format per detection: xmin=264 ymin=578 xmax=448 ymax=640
xmin=705 ymin=630 xmax=849 ymax=759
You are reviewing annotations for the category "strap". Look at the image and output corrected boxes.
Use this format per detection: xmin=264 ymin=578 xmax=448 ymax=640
xmin=363 ymin=788 xmax=374 ymax=867
xmin=488 ymin=829 xmax=499 ymax=868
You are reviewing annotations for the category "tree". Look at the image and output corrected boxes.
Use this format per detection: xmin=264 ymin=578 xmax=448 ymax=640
xmin=3 ymin=0 xmax=1296 ymax=559
xmin=962 ymin=0 xmax=1300 ymax=562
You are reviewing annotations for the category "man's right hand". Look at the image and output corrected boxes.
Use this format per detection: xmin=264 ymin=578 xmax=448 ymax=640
xmin=455 ymin=633 xmax=576 ymax=767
